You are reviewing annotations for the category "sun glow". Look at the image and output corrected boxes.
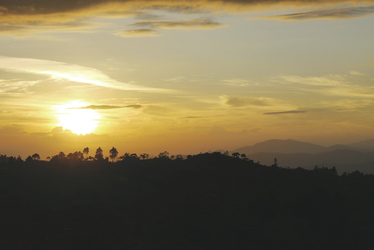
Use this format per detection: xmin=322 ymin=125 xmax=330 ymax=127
xmin=55 ymin=101 xmax=100 ymax=135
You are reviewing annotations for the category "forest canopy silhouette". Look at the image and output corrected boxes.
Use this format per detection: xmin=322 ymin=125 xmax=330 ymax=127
xmin=1 ymin=149 xmax=374 ymax=249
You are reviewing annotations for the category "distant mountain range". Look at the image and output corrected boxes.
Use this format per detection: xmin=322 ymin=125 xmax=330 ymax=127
xmin=232 ymin=139 xmax=374 ymax=174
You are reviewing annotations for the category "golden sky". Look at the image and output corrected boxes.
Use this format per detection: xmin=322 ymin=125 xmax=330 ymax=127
xmin=1 ymin=0 xmax=374 ymax=158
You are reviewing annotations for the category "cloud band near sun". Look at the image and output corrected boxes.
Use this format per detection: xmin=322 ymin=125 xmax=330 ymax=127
xmin=72 ymin=104 xmax=143 ymax=110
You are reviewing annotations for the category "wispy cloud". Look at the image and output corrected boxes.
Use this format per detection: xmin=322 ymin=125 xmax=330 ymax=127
xmin=135 ymin=12 xmax=163 ymax=20
xmin=164 ymin=76 xmax=185 ymax=83
xmin=116 ymin=28 xmax=160 ymax=37
xmin=278 ymin=74 xmax=346 ymax=87
xmin=222 ymin=96 xmax=275 ymax=107
xmin=0 ymin=21 xmax=101 ymax=36
xmin=0 ymin=0 xmax=372 ymax=36
xmin=349 ymin=70 xmax=365 ymax=76
xmin=263 ymin=110 xmax=307 ymax=115
xmin=220 ymin=79 xmax=260 ymax=87
xmin=263 ymin=5 xmax=374 ymax=21
xmin=118 ymin=17 xmax=226 ymax=37
xmin=0 ymin=79 xmax=39 ymax=96
xmin=182 ymin=116 xmax=203 ymax=119
xmin=0 ymin=56 xmax=172 ymax=92
xmin=130 ymin=18 xmax=225 ymax=30
xmin=74 ymin=104 xmax=143 ymax=110
xmin=1 ymin=0 xmax=372 ymax=17
xmin=317 ymin=99 xmax=374 ymax=111
xmin=277 ymin=73 xmax=374 ymax=98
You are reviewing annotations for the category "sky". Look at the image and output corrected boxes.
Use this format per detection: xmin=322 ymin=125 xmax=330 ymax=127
xmin=1 ymin=0 xmax=374 ymax=159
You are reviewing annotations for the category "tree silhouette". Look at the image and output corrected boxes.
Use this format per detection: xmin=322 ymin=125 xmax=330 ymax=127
xmin=273 ymin=157 xmax=278 ymax=167
xmin=16 ymin=156 xmax=22 ymax=162
xmin=176 ymin=154 xmax=183 ymax=160
xmin=140 ymin=153 xmax=149 ymax=160
xmin=95 ymin=147 xmax=104 ymax=161
xmin=83 ymin=147 xmax=89 ymax=158
xmin=158 ymin=151 xmax=170 ymax=159
xmin=58 ymin=152 xmax=66 ymax=159
xmin=119 ymin=152 xmax=130 ymax=160
xmin=26 ymin=155 xmax=33 ymax=163
xmin=109 ymin=147 xmax=118 ymax=162
xmin=130 ymin=153 xmax=138 ymax=159
xmin=67 ymin=151 xmax=84 ymax=161
xmin=232 ymin=152 xmax=240 ymax=158
xmin=32 ymin=153 xmax=40 ymax=161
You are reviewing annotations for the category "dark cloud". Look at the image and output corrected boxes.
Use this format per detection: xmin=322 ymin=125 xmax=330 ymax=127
xmin=0 ymin=0 xmax=372 ymax=36
xmin=263 ymin=110 xmax=307 ymax=115
xmin=116 ymin=29 xmax=160 ymax=37
xmin=0 ymin=0 xmax=372 ymax=16
xmin=131 ymin=18 xmax=225 ymax=30
xmin=125 ymin=104 xmax=143 ymax=109
xmin=138 ymin=4 xmax=210 ymax=14
xmin=264 ymin=5 xmax=374 ymax=20
xmin=224 ymin=96 xmax=273 ymax=107
xmin=73 ymin=104 xmax=143 ymax=109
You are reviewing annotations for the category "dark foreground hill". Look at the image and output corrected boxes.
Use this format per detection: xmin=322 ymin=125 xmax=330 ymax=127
xmin=1 ymin=153 xmax=374 ymax=249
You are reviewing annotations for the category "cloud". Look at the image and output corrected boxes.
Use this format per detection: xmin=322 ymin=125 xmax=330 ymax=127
xmin=362 ymin=61 xmax=374 ymax=66
xmin=0 ymin=79 xmax=39 ymax=96
xmin=278 ymin=74 xmax=345 ymax=86
xmin=277 ymin=73 xmax=374 ymax=98
xmin=1 ymin=0 xmax=372 ymax=17
xmin=0 ymin=56 xmax=172 ymax=92
xmin=130 ymin=18 xmax=225 ymax=30
xmin=164 ymin=76 xmax=185 ymax=82
xmin=318 ymin=99 xmax=374 ymax=111
xmin=125 ymin=104 xmax=144 ymax=109
xmin=116 ymin=28 xmax=160 ymax=37
xmin=263 ymin=5 xmax=374 ymax=21
xmin=138 ymin=4 xmax=211 ymax=14
xmin=220 ymin=79 xmax=259 ymax=87
xmin=74 ymin=104 xmax=143 ymax=109
xmin=143 ymin=104 xmax=174 ymax=116
xmin=223 ymin=96 xmax=274 ymax=107
xmin=135 ymin=12 xmax=163 ymax=20
xmin=0 ymin=20 xmax=101 ymax=36
xmin=263 ymin=110 xmax=307 ymax=115
xmin=183 ymin=116 xmax=203 ymax=118
xmin=0 ymin=0 xmax=372 ymax=36
xmin=349 ymin=70 xmax=365 ymax=76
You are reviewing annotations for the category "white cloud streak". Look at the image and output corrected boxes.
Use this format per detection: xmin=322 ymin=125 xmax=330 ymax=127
xmin=0 ymin=56 xmax=172 ymax=92
xmin=278 ymin=73 xmax=374 ymax=98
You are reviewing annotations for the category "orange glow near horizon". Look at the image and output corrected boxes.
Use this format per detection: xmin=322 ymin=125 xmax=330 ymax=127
xmin=55 ymin=101 xmax=100 ymax=135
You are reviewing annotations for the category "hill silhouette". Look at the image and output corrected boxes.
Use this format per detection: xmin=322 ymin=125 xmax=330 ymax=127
xmin=1 ymin=151 xmax=374 ymax=249
xmin=233 ymin=139 xmax=374 ymax=173
xmin=348 ymin=138 xmax=374 ymax=152
xmin=234 ymin=139 xmax=326 ymax=154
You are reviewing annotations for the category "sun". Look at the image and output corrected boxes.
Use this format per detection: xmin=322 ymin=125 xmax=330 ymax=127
xmin=55 ymin=101 xmax=100 ymax=135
